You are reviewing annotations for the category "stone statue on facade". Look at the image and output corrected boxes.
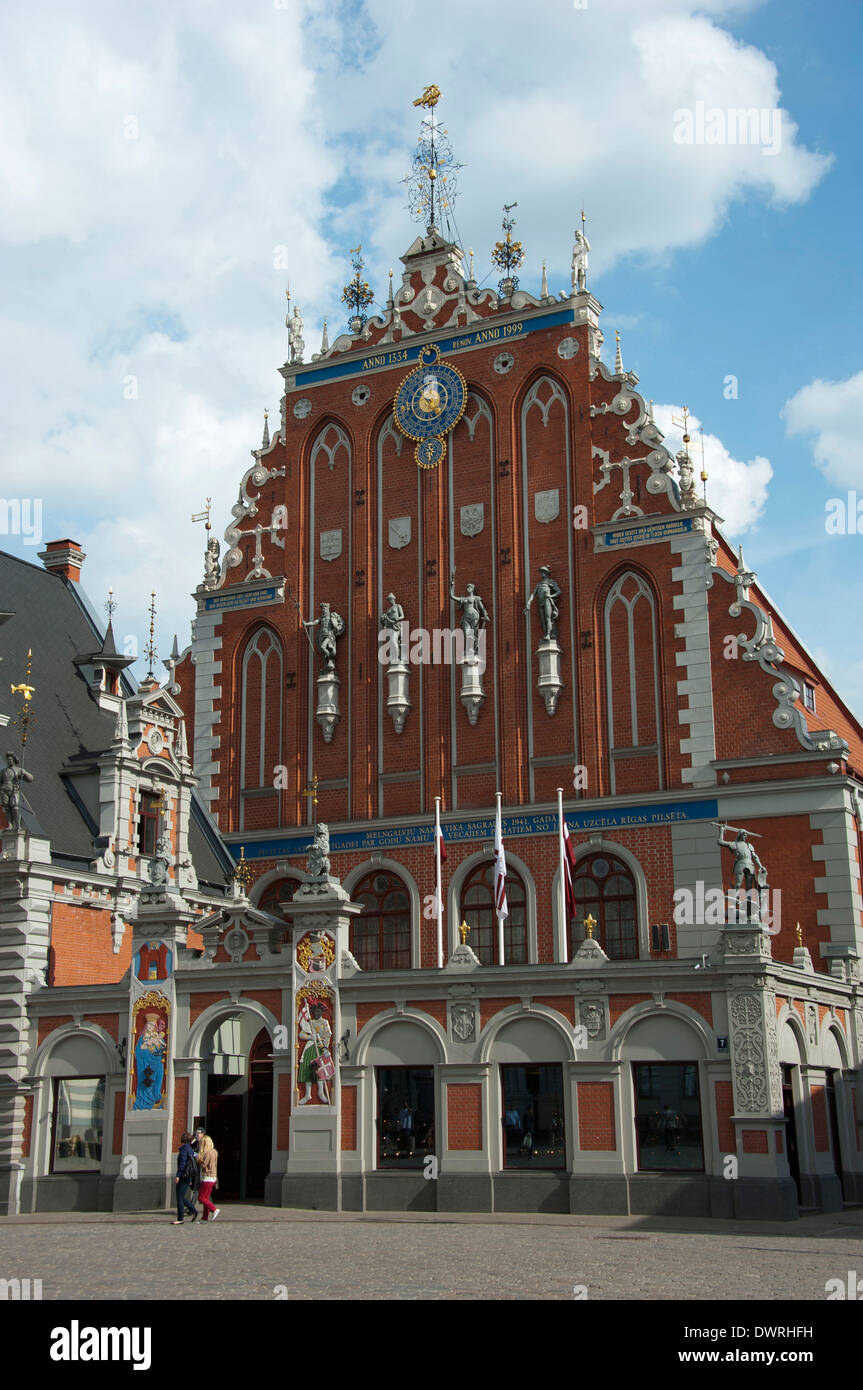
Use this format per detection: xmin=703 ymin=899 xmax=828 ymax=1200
xmin=307 ymin=822 xmax=331 ymax=879
xmin=524 ymin=566 xmax=562 ymax=641
xmin=203 ymin=535 xmax=221 ymax=588
xmin=381 ymin=592 xmax=406 ymax=662
xmin=304 ymin=602 xmax=345 ymax=675
xmin=450 ymin=573 xmax=490 ymax=655
xmin=289 ymin=304 xmax=305 ymax=364
xmin=717 ymin=824 xmax=768 ymax=892
xmin=572 ymin=228 xmax=590 ymax=293
xmin=677 ymin=449 xmax=698 ymax=509
xmin=0 ymin=751 xmax=33 ymax=830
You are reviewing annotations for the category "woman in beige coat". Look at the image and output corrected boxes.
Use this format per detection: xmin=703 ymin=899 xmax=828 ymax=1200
xmin=197 ymin=1134 xmax=220 ymax=1221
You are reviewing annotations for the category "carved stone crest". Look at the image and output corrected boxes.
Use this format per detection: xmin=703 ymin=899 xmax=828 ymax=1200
xmin=450 ymin=1002 xmax=476 ymax=1042
xmin=320 ymin=529 xmax=342 ymax=562
xmin=388 ymin=517 xmax=411 ymax=550
xmin=534 ymin=489 xmax=560 ymax=524
xmin=460 ymin=503 xmax=484 ymax=537
xmin=579 ymin=1000 xmax=606 ymax=1040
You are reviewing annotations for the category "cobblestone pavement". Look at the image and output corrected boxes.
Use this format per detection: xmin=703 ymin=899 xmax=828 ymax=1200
xmin=2 ymin=1206 xmax=862 ymax=1299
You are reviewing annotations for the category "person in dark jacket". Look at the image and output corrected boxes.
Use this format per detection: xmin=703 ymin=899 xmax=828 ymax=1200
xmin=173 ymin=1131 xmax=199 ymax=1224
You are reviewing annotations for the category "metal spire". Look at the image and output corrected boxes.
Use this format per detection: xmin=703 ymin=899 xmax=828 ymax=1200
xmin=403 ymin=85 xmax=463 ymax=235
xmin=491 ymin=203 xmax=525 ymax=299
xmin=144 ymin=592 xmax=158 ymax=681
xmin=341 ymin=245 xmax=374 ymax=331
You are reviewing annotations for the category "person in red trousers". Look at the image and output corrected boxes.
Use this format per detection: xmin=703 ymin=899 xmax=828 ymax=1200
xmin=196 ymin=1133 xmax=220 ymax=1221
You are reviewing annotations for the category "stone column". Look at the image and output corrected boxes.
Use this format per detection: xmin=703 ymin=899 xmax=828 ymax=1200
xmin=114 ymin=890 xmax=196 ymax=1212
xmin=723 ymin=924 xmax=797 ymax=1218
xmin=277 ymin=875 xmax=360 ymax=1210
xmin=0 ymin=829 xmax=52 ymax=1216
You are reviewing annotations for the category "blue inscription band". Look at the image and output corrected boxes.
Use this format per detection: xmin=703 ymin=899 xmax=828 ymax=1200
xmin=227 ymin=797 xmax=719 ymax=861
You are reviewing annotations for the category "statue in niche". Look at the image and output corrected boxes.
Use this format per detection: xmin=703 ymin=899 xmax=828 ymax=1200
xmin=524 ymin=566 xmax=562 ymax=641
xmin=1 ymin=751 xmax=34 ymax=830
xmin=381 ymin=592 xmax=406 ymax=662
xmin=307 ymin=822 xmax=331 ymax=879
xmin=203 ymin=535 xmax=221 ymax=588
xmin=450 ymin=572 xmax=490 ymax=656
xmin=303 ymin=602 xmax=345 ymax=674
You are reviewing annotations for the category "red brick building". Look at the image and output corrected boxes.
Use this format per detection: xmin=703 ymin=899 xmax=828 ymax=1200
xmin=5 ymin=182 xmax=863 ymax=1219
xmin=161 ymin=206 xmax=863 ymax=1218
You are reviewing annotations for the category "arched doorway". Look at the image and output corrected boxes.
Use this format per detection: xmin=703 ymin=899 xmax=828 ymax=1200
xmin=202 ymin=1020 xmax=273 ymax=1200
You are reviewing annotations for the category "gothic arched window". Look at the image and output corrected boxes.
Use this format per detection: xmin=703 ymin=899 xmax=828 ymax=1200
xmin=571 ymin=853 xmax=638 ymax=960
xmin=459 ymin=861 xmax=528 ymax=965
xmin=255 ymin=878 xmax=298 ymax=916
xmin=239 ymin=627 xmax=283 ymax=829
xmin=350 ymin=871 xmax=412 ymax=971
xmin=603 ymin=571 xmax=663 ymax=794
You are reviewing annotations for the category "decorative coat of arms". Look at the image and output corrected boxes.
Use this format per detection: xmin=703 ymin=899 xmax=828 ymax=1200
xmin=388 ymin=517 xmax=411 ymax=550
xmin=460 ymin=503 xmax=484 ymax=537
xmin=534 ymin=489 xmax=560 ymax=524
xmin=450 ymin=1002 xmax=476 ymax=1042
xmin=320 ymin=529 xmax=342 ymax=562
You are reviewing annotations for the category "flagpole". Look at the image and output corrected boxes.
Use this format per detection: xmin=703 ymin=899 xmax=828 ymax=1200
xmin=557 ymin=787 xmax=567 ymax=964
xmin=434 ymin=796 xmax=444 ymax=969
xmin=495 ymin=791 xmax=505 ymax=966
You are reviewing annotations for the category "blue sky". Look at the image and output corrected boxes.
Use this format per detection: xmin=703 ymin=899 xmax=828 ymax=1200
xmin=0 ymin=0 xmax=861 ymax=714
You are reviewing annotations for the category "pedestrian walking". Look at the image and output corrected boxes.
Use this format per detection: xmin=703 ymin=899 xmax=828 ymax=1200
xmin=196 ymin=1133 xmax=220 ymax=1222
xmin=173 ymin=1131 xmax=199 ymax=1225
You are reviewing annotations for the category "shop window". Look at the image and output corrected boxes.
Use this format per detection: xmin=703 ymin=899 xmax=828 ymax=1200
xmin=460 ymin=861 xmax=528 ymax=965
xmin=500 ymin=1063 xmax=565 ymax=1169
xmin=376 ymin=1067 xmax=435 ymax=1169
xmin=571 ymin=853 xmax=638 ymax=960
xmin=350 ymin=871 xmax=411 ymax=970
xmin=50 ymin=1077 xmax=105 ymax=1172
xmin=137 ymin=792 xmax=161 ymax=857
xmin=633 ymin=1063 xmax=704 ymax=1172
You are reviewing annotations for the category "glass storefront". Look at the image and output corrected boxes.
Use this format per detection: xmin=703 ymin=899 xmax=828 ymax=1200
xmin=51 ymin=1076 xmax=105 ymax=1171
xmin=376 ymin=1067 xmax=435 ymax=1168
xmin=633 ymin=1063 xmax=704 ymax=1171
xmin=501 ymin=1063 xmax=565 ymax=1169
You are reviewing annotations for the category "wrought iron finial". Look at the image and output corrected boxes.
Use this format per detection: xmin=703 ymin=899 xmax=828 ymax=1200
xmin=104 ymin=588 xmax=118 ymax=621
xmin=232 ymin=845 xmax=255 ymax=894
xmin=404 ymin=86 xmax=463 ymax=235
xmin=491 ymin=202 xmax=525 ymax=298
xmin=341 ymin=245 xmax=375 ymax=332
xmin=10 ymin=647 xmax=36 ymax=751
xmin=191 ymin=498 xmax=212 ymax=534
xmin=144 ymin=592 xmax=158 ymax=680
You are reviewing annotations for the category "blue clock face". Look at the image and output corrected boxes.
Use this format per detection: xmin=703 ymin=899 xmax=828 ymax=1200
xmin=393 ymin=347 xmax=467 ymax=442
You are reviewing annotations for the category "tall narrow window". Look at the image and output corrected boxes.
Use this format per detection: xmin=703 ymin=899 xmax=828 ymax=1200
xmin=239 ymin=627 xmax=283 ymax=829
xmin=604 ymin=571 xmax=663 ymax=794
xmin=459 ymin=862 xmax=528 ymax=964
xmin=137 ymin=792 xmax=160 ymax=857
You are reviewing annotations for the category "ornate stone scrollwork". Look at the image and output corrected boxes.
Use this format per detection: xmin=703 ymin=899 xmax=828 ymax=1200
xmin=709 ymin=553 xmax=849 ymax=756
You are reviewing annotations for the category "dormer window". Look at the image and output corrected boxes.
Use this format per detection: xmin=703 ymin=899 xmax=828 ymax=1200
xmin=137 ymin=792 xmax=161 ymax=857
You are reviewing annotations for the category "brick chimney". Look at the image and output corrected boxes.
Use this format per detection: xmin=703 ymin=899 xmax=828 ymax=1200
xmin=38 ymin=539 xmax=86 ymax=583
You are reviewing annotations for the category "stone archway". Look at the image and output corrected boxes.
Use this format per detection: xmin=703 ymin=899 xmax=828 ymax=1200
xmin=198 ymin=1012 xmax=274 ymax=1200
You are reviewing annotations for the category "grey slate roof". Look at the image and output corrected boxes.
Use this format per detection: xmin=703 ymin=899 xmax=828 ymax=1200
xmin=0 ymin=549 xmax=233 ymax=889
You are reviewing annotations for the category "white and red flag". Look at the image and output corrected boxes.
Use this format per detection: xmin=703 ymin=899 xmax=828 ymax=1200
xmin=494 ymin=793 xmax=508 ymax=963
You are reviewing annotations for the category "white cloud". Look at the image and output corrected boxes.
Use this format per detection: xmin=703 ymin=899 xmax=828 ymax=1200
xmin=782 ymin=372 xmax=863 ymax=489
xmin=0 ymin=0 xmax=829 ymax=668
xmin=653 ymin=405 xmax=772 ymax=534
